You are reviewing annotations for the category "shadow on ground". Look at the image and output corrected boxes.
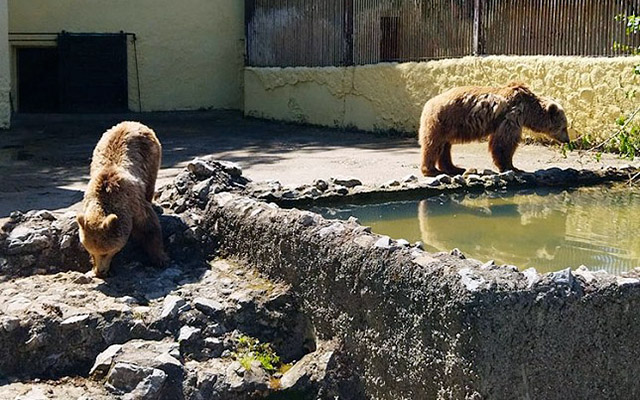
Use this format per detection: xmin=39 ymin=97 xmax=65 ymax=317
xmin=0 ymin=111 xmax=415 ymax=217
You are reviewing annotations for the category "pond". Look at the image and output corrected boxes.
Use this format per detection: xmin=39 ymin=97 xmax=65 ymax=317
xmin=312 ymin=184 xmax=640 ymax=275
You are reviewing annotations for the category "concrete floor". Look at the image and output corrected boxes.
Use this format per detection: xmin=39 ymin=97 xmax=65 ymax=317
xmin=1 ymin=110 xmax=636 ymax=219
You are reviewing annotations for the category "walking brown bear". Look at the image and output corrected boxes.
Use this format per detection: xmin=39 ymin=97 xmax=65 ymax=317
xmin=77 ymin=121 xmax=168 ymax=277
xmin=418 ymin=83 xmax=571 ymax=176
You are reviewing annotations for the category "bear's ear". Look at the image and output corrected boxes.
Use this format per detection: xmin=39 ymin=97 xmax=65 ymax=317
xmin=102 ymin=214 xmax=118 ymax=230
xmin=76 ymin=213 xmax=86 ymax=228
xmin=547 ymin=102 xmax=559 ymax=115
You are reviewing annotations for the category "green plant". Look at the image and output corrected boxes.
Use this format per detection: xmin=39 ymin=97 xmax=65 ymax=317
xmin=233 ymin=335 xmax=286 ymax=374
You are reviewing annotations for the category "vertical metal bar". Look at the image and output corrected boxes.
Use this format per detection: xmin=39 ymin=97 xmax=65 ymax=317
xmin=344 ymin=0 xmax=354 ymax=65
xmin=473 ymin=0 xmax=480 ymax=56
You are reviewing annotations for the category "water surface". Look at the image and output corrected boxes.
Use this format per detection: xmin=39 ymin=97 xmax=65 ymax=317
xmin=312 ymin=185 xmax=640 ymax=274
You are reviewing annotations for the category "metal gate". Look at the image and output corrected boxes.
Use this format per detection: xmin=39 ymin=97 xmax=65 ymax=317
xmin=58 ymin=32 xmax=128 ymax=113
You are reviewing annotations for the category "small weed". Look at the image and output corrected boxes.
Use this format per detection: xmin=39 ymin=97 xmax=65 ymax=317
xmin=233 ymin=335 xmax=289 ymax=374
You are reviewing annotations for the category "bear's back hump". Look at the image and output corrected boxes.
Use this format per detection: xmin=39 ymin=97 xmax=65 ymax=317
xmin=91 ymin=121 xmax=161 ymax=179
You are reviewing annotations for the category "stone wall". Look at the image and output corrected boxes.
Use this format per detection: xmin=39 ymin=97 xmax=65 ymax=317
xmin=245 ymin=56 xmax=640 ymax=140
xmin=204 ymin=189 xmax=640 ymax=400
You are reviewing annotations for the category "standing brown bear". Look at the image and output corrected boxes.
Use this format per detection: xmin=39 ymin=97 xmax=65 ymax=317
xmin=418 ymin=83 xmax=570 ymax=176
xmin=77 ymin=121 xmax=168 ymax=277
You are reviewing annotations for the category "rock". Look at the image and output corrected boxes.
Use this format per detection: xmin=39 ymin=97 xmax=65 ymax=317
xmin=298 ymin=213 xmax=316 ymax=227
xmin=383 ymin=179 xmax=401 ymax=187
xmin=90 ymin=344 xmax=123 ymax=378
xmin=334 ymin=185 xmax=349 ymax=195
xmin=1 ymin=316 xmax=20 ymax=332
xmin=318 ymin=223 xmax=346 ymax=238
xmin=280 ymin=343 xmax=336 ymax=393
xmin=374 ymin=236 xmax=392 ymax=249
xmin=402 ymin=174 xmax=418 ymax=183
xmin=331 ymin=177 xmax=362 ymax=188
xmin=218 ymin=160 xmax=243 ymax=178
xmin=161 ymin=295 xmax=186 ymax=320
xmin=226 ymin=360 xmax=269 ymax=393
xmin=194 ymin=297 xmax=225 ymax=316
xmin=458 ymin=268 xmax=486 ymax=292
xmin=33 ymin=210 xmax=56 ymax=221
xmin=187 ymin=159 xmax=216 ymax=178
xmin=353 ymin=235 xmax=376 ymax=248
xmin=550 ymin=267 xmax=574 ymax=286
xmin=481 ymin=169 xmax=496 ymax=176
xmin=178 ymin=326 xmax=202 ymax=343
xmin=435 ymin=174 xmax=452 ymax=184
xmin=522 ymin=268 xmax=540 ymax=288
xmin=396 ymin=239 xmax=410 ymax=247
xmin=313 ymin=179 xmax=329 ymax=191
xmin=106 ymin=362 xmax=166 ymax=398
xmin=450 ymin=248 xmax=466 ymax=259
xmin=480 ymin=260 xmax=496 ymax=270
xmin=413 ymin=241 xmax=425 ymax=250
xmin=192 ymin=178 xmax=213 ymax=201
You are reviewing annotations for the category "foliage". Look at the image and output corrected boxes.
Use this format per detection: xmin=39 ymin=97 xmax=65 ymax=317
xmin=563 ymin=13 xmax=640 ymax=160
xmin=233 ymin=335 xmax=286 ymax=374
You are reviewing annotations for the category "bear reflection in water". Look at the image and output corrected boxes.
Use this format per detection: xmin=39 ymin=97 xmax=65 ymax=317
xmin=416 ymin=188 xmax=640 ymax=273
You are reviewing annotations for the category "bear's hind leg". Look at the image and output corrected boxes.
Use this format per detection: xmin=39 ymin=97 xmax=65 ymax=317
xmin=437 ymin=142 xmax=465 ymax=176
xmin=421 ymin=140 xmax=443 ymax=177
xmin=133 ymin=203 xmax=169 ymax=267
xmin=489 ymin=120 xmax=522 ymax=172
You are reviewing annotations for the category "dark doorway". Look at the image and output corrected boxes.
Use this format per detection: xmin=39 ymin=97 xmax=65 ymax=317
xmin=380 ymin=16 xmax=400 ymax=62
xmin=58 ymin=33 xmax=128 ymax=113
xmin=17 ymin=47 xmax=60 ymax=113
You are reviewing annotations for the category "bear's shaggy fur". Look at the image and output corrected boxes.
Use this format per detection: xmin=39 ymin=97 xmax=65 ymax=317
xmin=418 ymin=83 xmax=570 ymax=176
xmin=77 ymin=121 xmax=168 ymax=277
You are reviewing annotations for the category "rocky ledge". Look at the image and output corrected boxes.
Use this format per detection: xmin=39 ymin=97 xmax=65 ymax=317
xmin=3 ymin=157 xmax=640 ymax=400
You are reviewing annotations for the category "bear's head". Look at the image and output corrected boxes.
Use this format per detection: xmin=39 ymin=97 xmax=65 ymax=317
xmin=77 ymin=213 xmax=129 ymax=277
xmin=542 ymin=100 xmax=570 ymax=144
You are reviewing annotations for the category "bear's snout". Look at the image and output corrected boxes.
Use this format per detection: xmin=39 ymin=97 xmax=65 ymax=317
xmin=91 ymin=253 xmax=116 ymax=278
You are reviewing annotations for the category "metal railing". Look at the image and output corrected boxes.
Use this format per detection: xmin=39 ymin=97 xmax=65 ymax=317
xmin=245 ymin=0 xmax=640 ymax=67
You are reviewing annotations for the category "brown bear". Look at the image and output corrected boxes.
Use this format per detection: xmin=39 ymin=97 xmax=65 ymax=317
xmin=418 ymin=83 xmax=570 ymax=176
xmin=77 ymin=121 xmax=168 ymax=277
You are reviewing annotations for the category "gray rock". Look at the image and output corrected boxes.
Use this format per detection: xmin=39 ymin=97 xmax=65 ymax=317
xmin=187 ymin=159 xmax=216 ymax=178
xmin=383 ymin=179 xmax=401 ymax=187
xmin=374 ymin=236 xmax=392 ymax=249
xmin=450 ymin=248 xmax=466 ymax=259
xmin=435 ymin=174 xmax=452 ymax=184
xmin=34 ymin=210 xmax=56 ymax=221
xmin=192 ymin=178 xmax=213 ymax=200
xmin=331 ymin=177 xmax=362 ymax=188
xmin=161 ymin=295 xmax=186 ymax=320
xmin=218 ymin=160 xmax=243 ymax=178
xmin=458 ymin=268 xmax=486 ymax=292
xmin=334 ymin=185 xmax=349 ymax=195
xmin=318 ymin=223 xmax=346 ymax=238
xmin=194 ymin=297 xmax=225 ymax=316
xmin=178 ymin=326 xmax=202 ymax=344
xmin=90 ymin=344 xmax=123 ymax=378
xmin=522 ymin=267 xmax=540 ymax=288
xmin=313 ymin=179 xmax=329 ymax=191
xmin=123 ymin=368 xmax=167 ymax=400
xmin=402 ymin=174 xmax=419 ymax=183
xmin=396 ymin=239 xmax=410 ymax=247
xmin=550 ymin=267 xmax=574 ymax=286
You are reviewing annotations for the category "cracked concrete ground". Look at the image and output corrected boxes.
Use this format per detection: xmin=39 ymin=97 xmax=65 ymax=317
xmin=1 ymin=110 xmax=637 ymax=220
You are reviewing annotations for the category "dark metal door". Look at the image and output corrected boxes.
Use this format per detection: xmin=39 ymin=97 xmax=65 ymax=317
xmin=58 ymin=33 xmax=128 ymax=113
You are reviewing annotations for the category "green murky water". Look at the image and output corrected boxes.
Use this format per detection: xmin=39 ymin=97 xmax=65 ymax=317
xmin=313 ymin=185 xmax=640 ymax=275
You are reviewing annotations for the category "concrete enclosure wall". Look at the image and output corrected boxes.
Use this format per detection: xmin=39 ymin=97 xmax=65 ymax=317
xmin=245 ymin=56 xmax=640 ymax=140
xmin=8 ymin=0 xmax=244 ymax=112
xmin=0 ymin=0 xmax=10 ymax=128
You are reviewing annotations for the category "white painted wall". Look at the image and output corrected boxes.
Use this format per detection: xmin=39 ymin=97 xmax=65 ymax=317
xmin=8 ymin=0 xmax=244 ymax=112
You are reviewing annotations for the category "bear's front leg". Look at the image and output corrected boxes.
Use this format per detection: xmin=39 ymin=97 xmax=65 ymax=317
xmin=489 ymin=120 xmax=522 ymax=173
xmin=133 ymin=203 xmax=170 ymax=267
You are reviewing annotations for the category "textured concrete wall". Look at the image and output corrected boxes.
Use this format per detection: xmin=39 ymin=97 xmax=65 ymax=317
xmin=8 ymin=0 xmax=244 ymax=112
xmin=0 ymin=0 xmax=10 ymax=128
xmin=245 ymin=56 xmax=640 ymax=140
xmin=205 ymin=190 xmax=640 ymax=400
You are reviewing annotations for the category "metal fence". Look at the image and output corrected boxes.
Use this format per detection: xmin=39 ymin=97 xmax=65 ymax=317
xmin=245 ymin=0 xmax=640 ymax=67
